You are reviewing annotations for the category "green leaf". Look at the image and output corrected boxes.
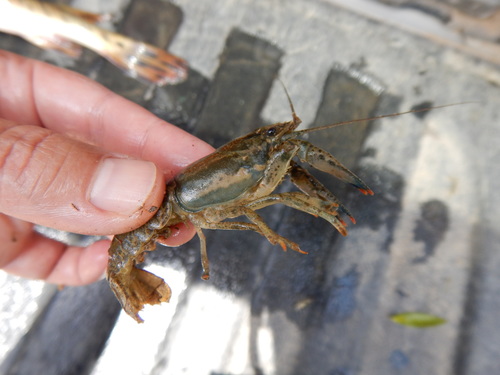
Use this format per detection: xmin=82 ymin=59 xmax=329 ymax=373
xmin=390 ymin=312 xmax=447 ymax=328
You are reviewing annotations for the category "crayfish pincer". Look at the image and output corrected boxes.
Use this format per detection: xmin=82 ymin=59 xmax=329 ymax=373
xmin=107 ymin=98 xmax=374 ymax=323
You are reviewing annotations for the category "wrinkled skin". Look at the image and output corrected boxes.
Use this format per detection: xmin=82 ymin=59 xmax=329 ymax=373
xmin=107 ymin=109 xmax=373 ymax=323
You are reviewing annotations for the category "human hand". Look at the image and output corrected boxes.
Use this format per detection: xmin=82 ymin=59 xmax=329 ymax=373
xmin=0 ymin=50 xmax=214 ymax=286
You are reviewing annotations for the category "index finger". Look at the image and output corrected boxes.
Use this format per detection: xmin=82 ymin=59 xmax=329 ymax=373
xmin=0 ymin=50 xmax=214 ymax=179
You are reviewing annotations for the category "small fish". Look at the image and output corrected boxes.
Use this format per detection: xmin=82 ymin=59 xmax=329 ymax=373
xmin=0 ymin=0 xmax=188 ymax=85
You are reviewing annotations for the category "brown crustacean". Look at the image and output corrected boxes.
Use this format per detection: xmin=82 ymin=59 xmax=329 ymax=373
xmin=107 ymin=92 xmax=454 ymax=323
xmin=107 ymin=90 xmax=376 ymax=323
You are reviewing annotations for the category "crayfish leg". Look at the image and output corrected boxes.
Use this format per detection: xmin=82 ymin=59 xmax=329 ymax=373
xmin=242 ymin=208 xmax=306 ymax=253
xmin=195 ymin=227 xmax=211 ymax=280
xmin=192 ymin=211 xmax=305 ymax=255
xmin=246 ymin=192 xmax=348 ymax=236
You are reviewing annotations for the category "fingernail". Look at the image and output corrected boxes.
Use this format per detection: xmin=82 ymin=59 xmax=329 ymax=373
xmin=90 ymin=158 xmax=158 ymax=215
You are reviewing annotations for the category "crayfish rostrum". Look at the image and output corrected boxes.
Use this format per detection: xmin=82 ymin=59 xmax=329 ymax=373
xmin=107 ymin=95 xmax=374 ymax=323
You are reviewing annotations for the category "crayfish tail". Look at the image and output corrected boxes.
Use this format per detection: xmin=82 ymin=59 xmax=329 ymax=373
xmin=108 ymin=266 xmax=171 ymax=323
xmin=130 ymin=266 xmax=172 ymax=307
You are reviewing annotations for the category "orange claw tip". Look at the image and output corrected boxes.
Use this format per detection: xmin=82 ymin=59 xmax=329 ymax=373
xmin=357 ymin=187 xmax=374 ymax=196
xmin=278 ymin=241 xmax=288 ymax=252
xmin=201 ymin=273 xmax=210 ymax=281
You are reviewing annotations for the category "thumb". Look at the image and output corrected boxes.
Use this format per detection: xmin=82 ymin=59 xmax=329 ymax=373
xmin=0 ymin=121 xmax=165 ymax=235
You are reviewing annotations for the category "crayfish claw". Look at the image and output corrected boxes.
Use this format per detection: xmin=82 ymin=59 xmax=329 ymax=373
xmin=277 ymin=237 xmax=307 ymax=254
xmin=357 ymin=187 xmax=375 ymax=196
xmin=278 ymin=240 xmax=288 ymax=252
xmin=337 ymin=226 xmax=348 ymax=237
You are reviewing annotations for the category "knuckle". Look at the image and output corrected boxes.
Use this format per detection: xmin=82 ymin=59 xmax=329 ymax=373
xmin=0 ymin=125 xmax=59 ymax=203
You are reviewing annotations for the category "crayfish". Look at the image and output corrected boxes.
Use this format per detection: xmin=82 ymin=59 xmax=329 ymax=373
xmin=107 ymin=92 xmax=377 ymax=323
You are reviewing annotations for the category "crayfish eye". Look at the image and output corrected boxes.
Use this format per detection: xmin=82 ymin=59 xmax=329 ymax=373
xmin=266 ymin=127 xmax=277 ymax=136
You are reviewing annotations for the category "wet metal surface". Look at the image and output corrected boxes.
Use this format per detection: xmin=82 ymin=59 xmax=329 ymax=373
xmin=1 ymin=0 xmax=500 ymax=374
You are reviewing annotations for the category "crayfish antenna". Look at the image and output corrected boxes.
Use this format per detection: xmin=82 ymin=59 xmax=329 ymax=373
xmin=278 ymin=79 xmax=301 ymax=127
xmin=295 ymin=102 xmax=474 ymax=135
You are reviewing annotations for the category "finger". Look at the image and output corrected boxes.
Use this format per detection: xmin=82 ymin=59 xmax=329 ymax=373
xmin=46 ymin=240 xmax=109 ymax=286
xmin=2 ymin=230 xmax=109 ymax=286
xmin=0 ymin=122 xmax=166 ymax=234
xmin=0 ymin=50 xmax=214 ymax=180
xmin=156 ymin=222 xmax=196 ymax=247
xmin=1 ymin=215 xmax=196 ymax=285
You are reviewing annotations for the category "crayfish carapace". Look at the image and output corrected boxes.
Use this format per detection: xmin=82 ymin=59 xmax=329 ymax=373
xmin=107 ymin=92 xmax=383 ymax=322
